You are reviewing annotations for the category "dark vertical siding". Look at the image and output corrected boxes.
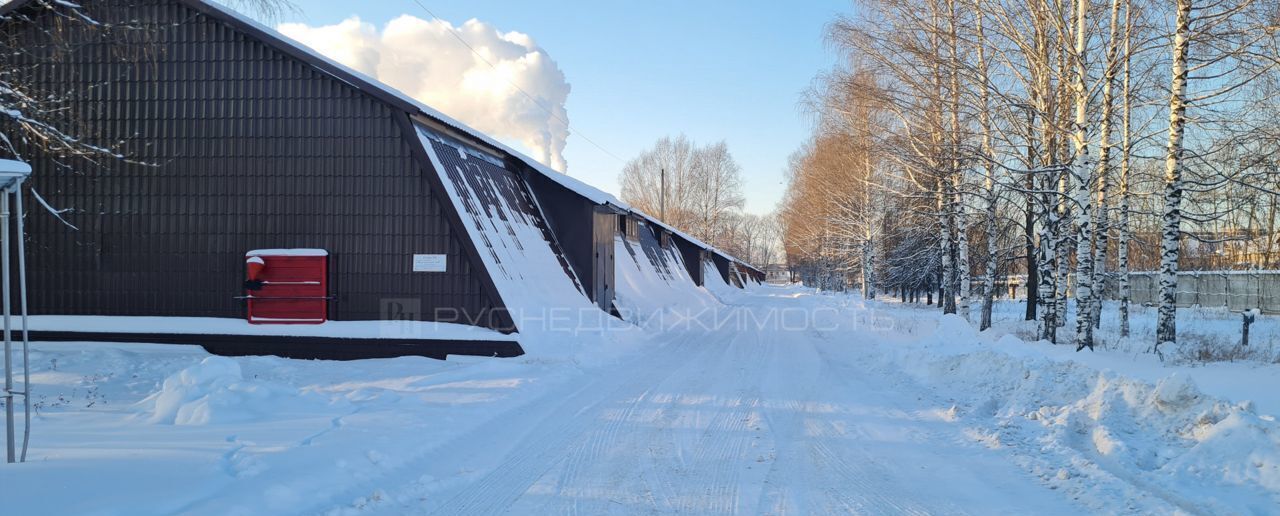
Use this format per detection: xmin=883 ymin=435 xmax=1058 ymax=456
xmin=672 ymin=236 xmax=705 ymax=286
xmin=710 ymin=253 xmax=733 ymax=286
xmin=0 ymin=0 xmax=504 ymax=327
xmin=631 ymin=221 xmax=675 ymax=280
xmin=522 ymin=172 xmax=620 ymax=310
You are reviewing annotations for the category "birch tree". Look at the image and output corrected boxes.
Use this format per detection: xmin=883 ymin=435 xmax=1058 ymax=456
xmin=972 ymin=1 xmax=1000 ymax=330
xmin=1068 ymin=0 xmax=1099 ymax=351
xmin=1116 ymin=0 xmax=1134 ymax=338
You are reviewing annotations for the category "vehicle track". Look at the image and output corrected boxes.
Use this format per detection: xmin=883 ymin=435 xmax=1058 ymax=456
xmin=323 ymin=293 xmax=1086 ymax=515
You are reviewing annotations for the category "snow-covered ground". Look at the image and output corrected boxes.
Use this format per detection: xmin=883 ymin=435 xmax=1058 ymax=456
xmin=3 ymin=286 xmax=1279 ymax=514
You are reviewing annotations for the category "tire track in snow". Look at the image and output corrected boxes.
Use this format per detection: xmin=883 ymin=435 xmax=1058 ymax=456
xmin=546 ymin=385 xmax=652 ymax=516
xmin=675 ymin=323 xmax=770 ymax=515
xmin=523 ymin=326 xmax=740 ymax=514
xmin=630 ymin=331 xmax=738 ymax=513
xmin=423 ymin=330 xmax=729 ymax=515
xmin=754 ymin=319 xmax=823 ymax=515
xmin=747 ymin=302 xmax=957 ymax=515
xmin=331 ymin=290 xmax=1086 ymax=515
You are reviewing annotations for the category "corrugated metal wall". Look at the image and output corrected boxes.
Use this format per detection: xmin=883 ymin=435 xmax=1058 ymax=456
xmin=519 ymin=170 xmax=621 ymax=312
xmin=0 ymin=0 xmax=505 ymax=327
xmin=710 ymin=253 xmax=732 ymax=286
xmin=672 ymin=237 xmax=705 ymax=286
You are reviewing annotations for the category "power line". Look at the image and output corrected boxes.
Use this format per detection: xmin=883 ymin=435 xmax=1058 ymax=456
xmin=407 ymin=0 xmax=627 ymax=166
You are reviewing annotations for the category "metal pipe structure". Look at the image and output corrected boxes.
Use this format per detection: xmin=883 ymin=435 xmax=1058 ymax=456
xmin=16 ymin=186 xmax=30 ymax=462
xmin=3 ymin=192 xmax=13 ymax=463
xmin=0 ymin=159 xmax=30 ymax=464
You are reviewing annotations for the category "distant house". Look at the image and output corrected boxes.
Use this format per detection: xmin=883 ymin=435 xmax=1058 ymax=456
xmin=0 ymin=0 xmax=758 ymax=359
xmin=765 ymin=265 xmax=790 ymax=283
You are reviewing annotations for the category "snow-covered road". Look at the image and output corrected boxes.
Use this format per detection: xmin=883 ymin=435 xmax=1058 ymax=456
xmin=9 ymin=285 xmax=1280 ymax=514
xmin=329 ymin=294 xmax=1079 ymax=514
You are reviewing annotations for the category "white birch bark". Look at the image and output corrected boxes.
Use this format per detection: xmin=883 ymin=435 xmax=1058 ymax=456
xmin=946 ymin=0 xmax=967 ymax=319
xmin=1056 ymin=161 xmax=1071 ymax=330
xmin=1032 ymin=4 xmax=1060 ymax=342
xmin=956 ymin=181 xmax=971 ymax=319
xmin=940 ymin=181 xmax=958 ymax=314
xmin=1117 ymin=0 xmax=1133 ymax=338
xmin=974 ymin=4 xmax=998 ymax=331
xmin=1070 ymin=0 xmax=1097 ymax=351
xmin=1090 ymin=0 xmax=1124 ymax=335
xmin=1157 ymin=0 xmax=1192 ymax=352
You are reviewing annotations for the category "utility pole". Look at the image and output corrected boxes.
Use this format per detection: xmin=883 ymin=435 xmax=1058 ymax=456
xmin=660 ymin=167 xmax=666 ymax=221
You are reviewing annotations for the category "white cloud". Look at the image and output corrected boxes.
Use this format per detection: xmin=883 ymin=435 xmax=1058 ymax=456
xmin=278 ymin=16 xmax=571 ymax=171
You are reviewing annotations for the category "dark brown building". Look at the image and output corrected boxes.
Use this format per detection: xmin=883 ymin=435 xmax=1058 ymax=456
xmin=0 ymin=0 xmax=759 ymax=357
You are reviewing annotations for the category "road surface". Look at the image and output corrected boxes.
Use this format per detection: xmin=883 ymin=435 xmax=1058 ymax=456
xmin=345 ymin=291 xmax=1080 ymax=515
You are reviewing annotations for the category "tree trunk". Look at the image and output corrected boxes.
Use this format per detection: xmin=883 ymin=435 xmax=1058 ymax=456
xmin=1056 ymin=164 xmax=1071 ymax=330
xmin=1070 ymin=0 xmax=1096 ymax=352
xmin=956 ymin=183 xmax=971 ymax=319
xmin=1033 ymin=4 xmax=1058 ymax=341
xmin=945 ymin=0 xmax=964 ymax=318
xmin=974 ymin=7 xmax=998 ymax=330
xmin=1090 ymin=0 xmax=1125 ymax=336
xmin=1157 ymin=0 xmax=1191 ymax=353
xmin=862 ymin=240 xmax=875 ymax=300
xmin=1118 ymin=0 xmax=1133 ymax=338
xmin=940 ymin=183 xmax=958 ymax=314
xmin=1025 ymin=110 xmax=1039 ymax=322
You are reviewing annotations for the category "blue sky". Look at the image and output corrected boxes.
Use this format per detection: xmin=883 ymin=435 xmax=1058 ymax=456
xmin=279 ymin=0 xmax=848 ymax=215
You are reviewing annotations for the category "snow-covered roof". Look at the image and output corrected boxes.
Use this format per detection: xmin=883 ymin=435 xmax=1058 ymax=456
xmin=635 ymin=212 xmax=711 ymax=252
xmin=245 ymin=249 xmax=329 ymax=257
xmin=0 ymin=159 xmax=31 ymax=175
xmin=0 ymin=159 xmax=30 ymax=190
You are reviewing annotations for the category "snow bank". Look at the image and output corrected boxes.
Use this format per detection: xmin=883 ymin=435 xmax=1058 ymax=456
xmin=861 ymin=309 xmax=1280 ymax=513
xmin=143 ymin=356 xmax=326 ymax=425
xmin=30 ymin=315 xmax=516 ymax=341
xmin=612 ymin=236 xmax=720 ymax=328
xmin=701 ymin=260 xmax=745 ymax=303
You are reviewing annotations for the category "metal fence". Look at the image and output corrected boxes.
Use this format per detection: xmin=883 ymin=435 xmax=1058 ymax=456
xmin=983 ymin=271 xmax=1280 ymax=314
xmin=1108 ymin=271 xmax=1280 ymax=314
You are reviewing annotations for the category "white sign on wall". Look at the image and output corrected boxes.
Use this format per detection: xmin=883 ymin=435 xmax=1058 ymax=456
xmin=412 ymin=254 xmax=447 ymax=272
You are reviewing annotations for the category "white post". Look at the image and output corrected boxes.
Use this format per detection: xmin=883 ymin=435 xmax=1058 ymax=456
xmin=3 ymin=192 xmax=13 ymax=463
xmin=16 ymin=186 xmax=30 ymax=462
xmin=1 ymin=159 xmax=31 ymax=463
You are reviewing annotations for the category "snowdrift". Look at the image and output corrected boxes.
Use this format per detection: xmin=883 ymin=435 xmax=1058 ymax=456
xmin=418 ymin=127 xmax=641 ymax=360
xmin=612 ymin=234 xmax=720 ymax=328
xmin=865 ymin=312 xmax=1280 ymax=513
xmin=142 ymin=356 xmax=329 ymax=425
xmin=702 ymin=258 xmax=752 ymax=304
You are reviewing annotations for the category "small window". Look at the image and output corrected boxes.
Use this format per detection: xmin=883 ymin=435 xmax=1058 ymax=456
xmin=660 ymin=231 xmax=672 ymax=249
xmin=627 ymin=218 xmax=639 ymax=241
xmin=617 ymin=215 xmax=639 ymax=241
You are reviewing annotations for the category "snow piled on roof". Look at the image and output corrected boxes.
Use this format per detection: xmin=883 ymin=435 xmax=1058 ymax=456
xmin=245 ymin=249 xmax=328 ymax=257
xmin=701 ymin=258 xmax=748 ymax=303
xmin=612 ymin=236 xmax=719 ymax=328
xmin=417 ymin=125 xmax=632 ymax=354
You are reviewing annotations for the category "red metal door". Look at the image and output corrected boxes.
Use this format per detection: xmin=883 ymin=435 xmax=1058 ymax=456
xmin=245 ymin=249 xmax=328 ymax=324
